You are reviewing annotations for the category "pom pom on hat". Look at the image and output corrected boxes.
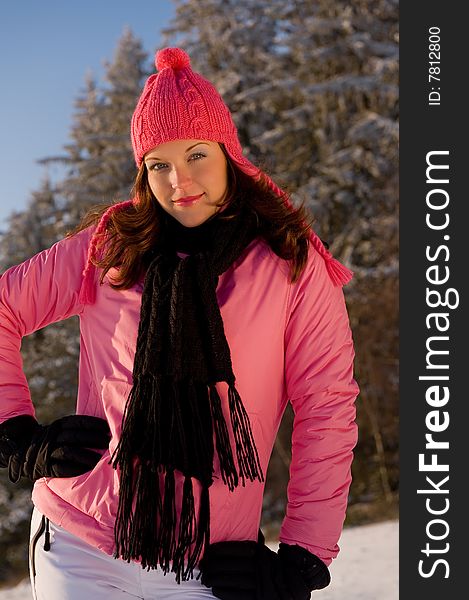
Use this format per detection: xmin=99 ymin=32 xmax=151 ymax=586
xmin=156 ymin=47 xmax=191 ymax=71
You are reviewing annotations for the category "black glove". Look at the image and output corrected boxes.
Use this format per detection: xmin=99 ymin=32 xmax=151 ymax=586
xmin=0 ymin=414 xmax=111 ymax=483
xmin=199 ymin=530 xmax=330 ymax=600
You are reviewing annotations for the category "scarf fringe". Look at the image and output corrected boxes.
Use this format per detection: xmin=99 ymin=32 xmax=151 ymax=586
xmin=113 ymin=464 xmax=210 ymax=583
xmin=209 ymin=384 xmax=238 ymax=491
xmin=158 ymin=468 xmax=177 ymax=574
xmin=180 ymin=484 xmax=211 ymax=581
xmin=113 ymin=461 xmax=162 ymax=566
xmin=112 ymin=458 xmax=133 ymax=561
xmin=112 ymin=377 xmax=213 ymax=582
xmin=172 ymin=475 xmax=195 ymax=579
xmin=171 ymin=476 xmax=210 ymax=583
xmin=112 ymin=378 xmax=262 ymax=580
xmin=227 ymin=384 xmax=264 ymax=486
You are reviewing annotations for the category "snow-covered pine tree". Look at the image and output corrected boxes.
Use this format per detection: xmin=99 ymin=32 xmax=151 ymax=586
xmin=0 ymin=178 xmax=64 ymax=270
xmin=54 ymin=28 xmax=148 ymax=227
xmin=278 ymin=0 xmax=399 ymax=516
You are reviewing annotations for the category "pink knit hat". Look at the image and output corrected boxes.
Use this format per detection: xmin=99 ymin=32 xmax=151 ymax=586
xmin=79 ymin=48 xmax=352 ymax=304
xmin=131 ymin=47 xmax=259 ymax=178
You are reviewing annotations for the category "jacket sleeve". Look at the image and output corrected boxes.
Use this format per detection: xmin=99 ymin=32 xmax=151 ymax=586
xmin=0 ymin=228 xmax=92 ymax=423
xmin=278 ymin=244 xmax=359 ymax=566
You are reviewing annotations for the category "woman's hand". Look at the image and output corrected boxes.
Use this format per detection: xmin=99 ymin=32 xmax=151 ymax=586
xmin=199 ymin=530 xmax=330 ymax=600
xmin=0 ymin=414 xmax=111 ymax=482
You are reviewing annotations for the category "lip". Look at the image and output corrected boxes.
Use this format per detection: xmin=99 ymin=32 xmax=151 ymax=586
xmin=173 ymin=193 xmax=204 ymax=206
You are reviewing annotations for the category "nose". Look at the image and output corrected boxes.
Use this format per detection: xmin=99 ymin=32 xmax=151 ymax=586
xmin=169 ymin=165 xmax=193 ymax=190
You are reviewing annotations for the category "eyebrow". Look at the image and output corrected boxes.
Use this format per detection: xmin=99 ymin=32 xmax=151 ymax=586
xmin=145 ymin=142 xmax=210 ymax=161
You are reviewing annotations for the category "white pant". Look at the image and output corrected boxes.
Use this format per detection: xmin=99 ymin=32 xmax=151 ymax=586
xmin=29 ymin=508 xmax=215 ymax=599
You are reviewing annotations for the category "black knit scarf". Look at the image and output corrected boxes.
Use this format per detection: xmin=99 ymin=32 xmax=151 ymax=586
xmin=111 ymin=203 xmax=264 ymax=582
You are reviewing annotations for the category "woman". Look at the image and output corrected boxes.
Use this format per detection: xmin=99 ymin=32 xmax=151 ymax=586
xmin=0 ymin=47 xmax=359 ymax=599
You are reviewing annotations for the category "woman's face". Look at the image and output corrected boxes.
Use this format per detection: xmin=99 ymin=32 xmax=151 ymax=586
xmin=144 ymin=139 xmax=228 ymax=228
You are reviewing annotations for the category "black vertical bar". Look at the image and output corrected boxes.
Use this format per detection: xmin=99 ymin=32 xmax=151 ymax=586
xmin=400 ymin=2 xmax=467 ymax=597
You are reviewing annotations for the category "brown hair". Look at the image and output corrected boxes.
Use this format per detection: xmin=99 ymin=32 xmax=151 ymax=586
xmin=67 ymin=145 xmax=314 ymax=288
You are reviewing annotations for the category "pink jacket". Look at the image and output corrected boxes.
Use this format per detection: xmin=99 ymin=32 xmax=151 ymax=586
xmin=0 ymin=226 xmax=358 ymax=565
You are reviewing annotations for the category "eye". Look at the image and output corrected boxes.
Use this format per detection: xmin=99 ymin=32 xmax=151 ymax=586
xmin=147 ymin=162 xmax=168 ymax=172
xmin=188 ymin=152 xmax=206 ymax=162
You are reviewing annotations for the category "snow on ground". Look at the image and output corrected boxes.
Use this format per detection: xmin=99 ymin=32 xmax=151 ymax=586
xmin=313 ymin=520 xmax=398 ymax=600
xmin=0 ymin=520 xmax=398 ymax=600
xmin=0 ymin=582 xmax=31 ymax=600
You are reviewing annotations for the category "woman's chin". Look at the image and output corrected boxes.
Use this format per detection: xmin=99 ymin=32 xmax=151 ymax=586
xmin=169 ymin=208 xmax=219 ymax=228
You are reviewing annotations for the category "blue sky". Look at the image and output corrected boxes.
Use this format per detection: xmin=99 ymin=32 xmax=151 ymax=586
xmin=0 ymin=0 xmax=175 ymax=230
